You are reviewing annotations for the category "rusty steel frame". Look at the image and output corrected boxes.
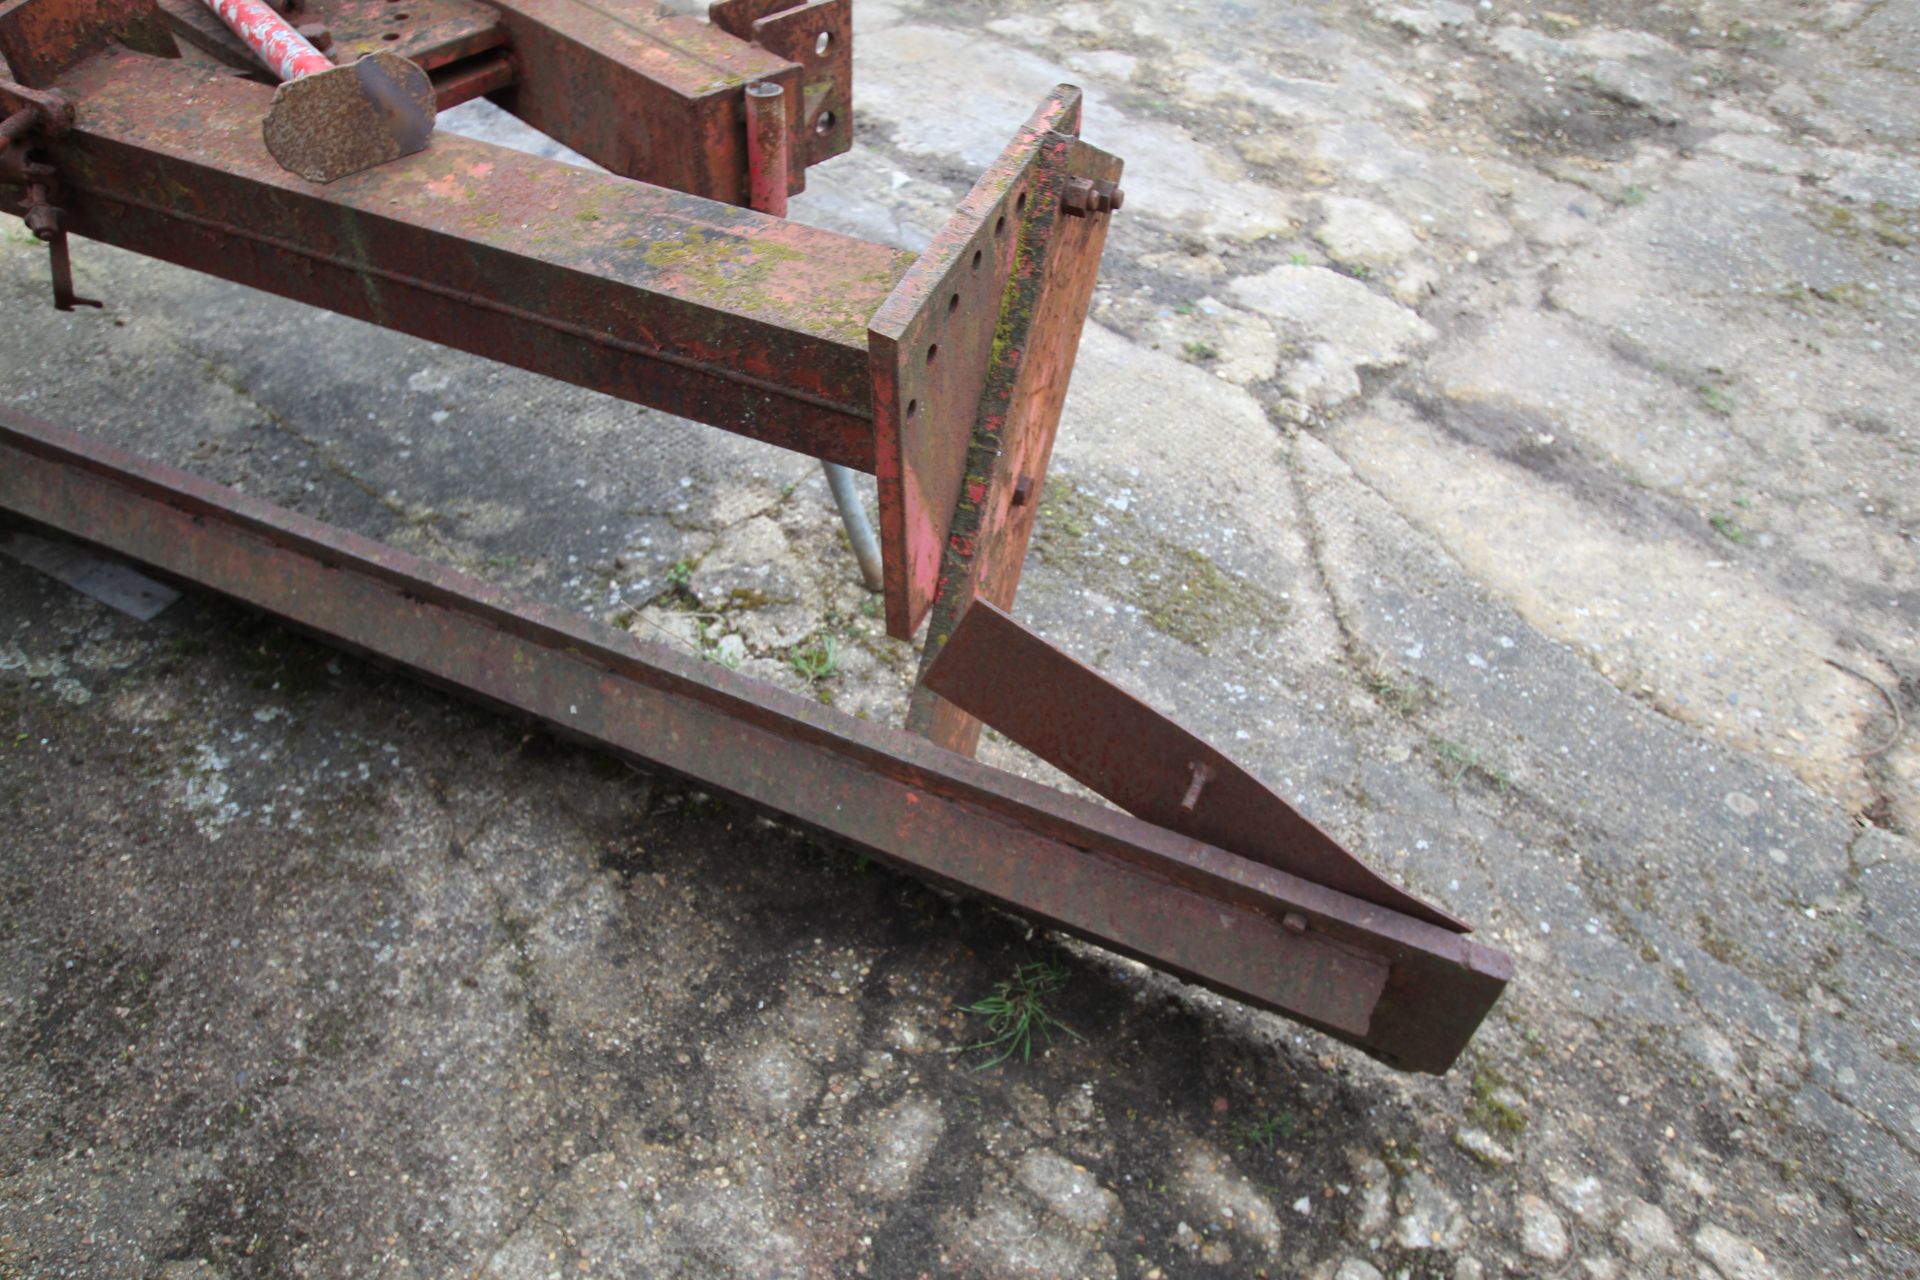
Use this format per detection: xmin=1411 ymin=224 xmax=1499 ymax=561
xmin=0 ymin=0 xmax=1107 ymax=640
xmin=0 ymin=405 xmax=1512 ymax=1074
xmin=0 ymin=0 xmax=1513 ymax=1070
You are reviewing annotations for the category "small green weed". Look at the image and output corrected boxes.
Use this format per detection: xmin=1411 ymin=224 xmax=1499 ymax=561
xmin=697 ymin=633 xmax=741 ymax=670
xmin=787 ymin=634 xmax=839 ymax=683
xmin=1696 ymin=384 xmax=1734 ymax=416
xmin=666 ymin=560 xmax=693 ymax=589
xmin=1708 ymin=513 xmax=1747 ymax=543
xmin=1617 ymin=185 xmax=1647 ymax=206
xmin=953 ymin=960 xmax=1082 ymax=1069
xmin=1289 ymin=252 xmax=1310 ymax=266
xmin=1363 ymin=669 xmax=1420 ymax=718
xmin=1173 ymin=300 xmax=1196 ymax=316
xmin=1469 ymin=1066 xmax=1527 ymax=1136
xmin=1237 ymin=1112 xmax=1298 ymax=1150
xmin=1181 ymin=339 xmax=1219 ymax=362
xmin=1429 ymin=737 xmax=1511 ymax=791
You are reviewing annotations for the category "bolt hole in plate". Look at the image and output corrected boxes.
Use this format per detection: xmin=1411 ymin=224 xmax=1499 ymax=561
xmin=869 ymin=86 xmax=1092 ymax=640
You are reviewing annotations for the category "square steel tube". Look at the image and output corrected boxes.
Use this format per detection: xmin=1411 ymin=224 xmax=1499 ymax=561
xmin=481 ymin=0 xmax=801 ymax=203
xmin=45 ymin=50 xmax=915 ymax=470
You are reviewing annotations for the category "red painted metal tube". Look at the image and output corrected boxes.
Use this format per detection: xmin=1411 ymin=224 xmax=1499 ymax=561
xmin=744 ymin=80 xmax=788 ymax=219
xmin=199 ymin=0 xmax=333 ymax=82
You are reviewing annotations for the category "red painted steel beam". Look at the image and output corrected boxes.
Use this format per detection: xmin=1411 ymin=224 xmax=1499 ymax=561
xmin=0 ymin=403 xmax=1513 ymax=1074
xmin=480 ymin=0 xmax=799 ymax=204
xmin=43 ymin=49 xmax=914 ymax=469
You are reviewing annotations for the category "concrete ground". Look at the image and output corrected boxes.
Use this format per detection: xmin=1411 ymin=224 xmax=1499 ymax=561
xmin=2 ymin=0 xmax=1916 ymax=1276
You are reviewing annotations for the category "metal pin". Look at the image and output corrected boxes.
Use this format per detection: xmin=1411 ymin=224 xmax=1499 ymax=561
xmin=1179 ymin=761 xmax=1213 ymax=814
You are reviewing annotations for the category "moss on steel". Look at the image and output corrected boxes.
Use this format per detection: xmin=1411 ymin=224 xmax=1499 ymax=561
xmin=638 ymin=227 xmax=883 ymax=339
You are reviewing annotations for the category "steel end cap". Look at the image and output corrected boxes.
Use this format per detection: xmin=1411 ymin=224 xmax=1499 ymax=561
xmin=263 ymin=52 xmax=436 ymax=184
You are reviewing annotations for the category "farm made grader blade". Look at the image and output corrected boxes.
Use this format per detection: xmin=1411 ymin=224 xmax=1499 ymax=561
xmin=0 ymin=0 xmax=1510 ymax=1073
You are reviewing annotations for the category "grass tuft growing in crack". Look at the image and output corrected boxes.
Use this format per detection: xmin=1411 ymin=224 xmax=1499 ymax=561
xmin=1428 ymin=737 xmax=1511 ymax=791
xmin=787 ymin=634 xmax=839 ymax=684
xmin=952 ymin=960 xmax=1082 ymax=1069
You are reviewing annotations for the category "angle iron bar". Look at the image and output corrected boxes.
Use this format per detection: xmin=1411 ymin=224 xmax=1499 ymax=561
xmin=0 ymin=404 xmax=1511 ymax=1074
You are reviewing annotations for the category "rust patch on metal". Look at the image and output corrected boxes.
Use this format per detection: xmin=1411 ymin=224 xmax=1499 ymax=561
xmin=320 ymin=0 xmax=503 ymax=71
xmin=0 ymin=0 xmax=177 ymax=88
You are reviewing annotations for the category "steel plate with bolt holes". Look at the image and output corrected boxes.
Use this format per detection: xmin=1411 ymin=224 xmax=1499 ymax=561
xmin=905 ymin=131 xmax=1121 ymax=753
xmin=920 ymin=600 xmax=1472 ymax=933
xmin=709 ymin=0 xmax=852 ymax=180
xmin=869 ymin=85 xmax=1092 ymax=642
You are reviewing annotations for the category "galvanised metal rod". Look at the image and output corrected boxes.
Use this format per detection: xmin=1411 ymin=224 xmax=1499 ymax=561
xmin=0 ymin=403 xmax=1511 ymax=1074
xmin=744 ymin=77 xmax=885 ymax=594
xmin=824 ymin=461 xmax=885 ymax=593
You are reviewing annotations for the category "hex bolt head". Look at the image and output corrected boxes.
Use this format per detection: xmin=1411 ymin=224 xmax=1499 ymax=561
xmin=1282 ymin=912 xmax=1309 ymax=934
xmin=1061 ymin=177 xmax=1124 ymax=217
xmin=1060 ymin=177 xmax=1095 ymax=217
xmin=1011 ymin=475 xmax=1034 ymax=507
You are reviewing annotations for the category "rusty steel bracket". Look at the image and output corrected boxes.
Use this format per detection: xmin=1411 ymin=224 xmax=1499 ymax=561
xmin=903 ymin=115 xmax=1122 ymax=747
xmin=870 ymin=86 xmax=1120 ymax=643
xmin=0 ymin=82 xmax=99 ymax=310
xmin=709 ymin=0 xmax=851 ymax=174
xmin=922 ymin=600 xmax=1469 ymax=933
xmin=0 ymin=405 xmax=1513 ymax=1073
